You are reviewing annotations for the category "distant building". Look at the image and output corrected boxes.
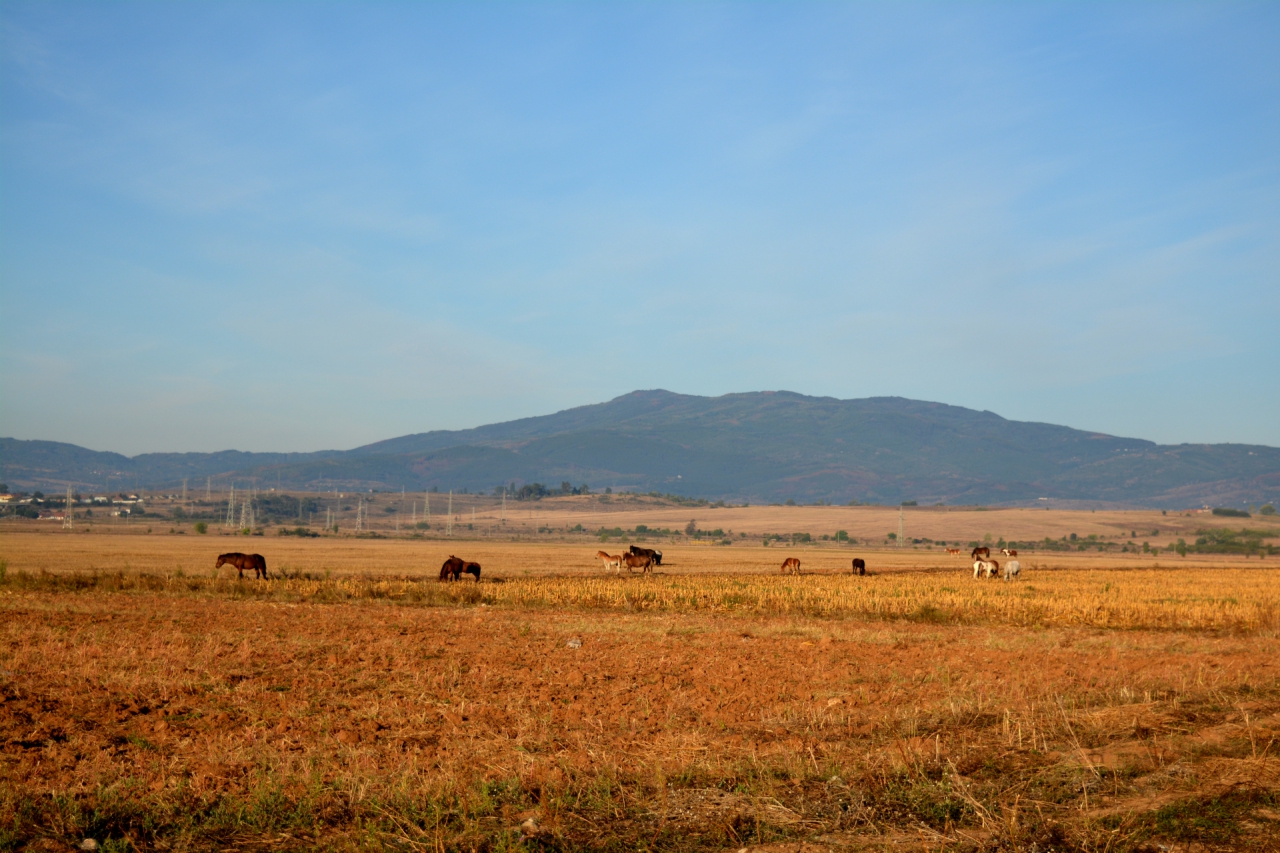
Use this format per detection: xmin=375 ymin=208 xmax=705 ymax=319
xmin=0 ymin=494 xmax=12 ymax=504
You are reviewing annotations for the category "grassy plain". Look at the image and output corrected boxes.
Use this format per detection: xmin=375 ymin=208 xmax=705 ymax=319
xmin=2 ymin=515 xmax=1279 ymax=852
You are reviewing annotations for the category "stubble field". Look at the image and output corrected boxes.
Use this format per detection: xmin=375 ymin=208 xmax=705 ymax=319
xmin=2 ymin=515 xmax=1278 ymax=852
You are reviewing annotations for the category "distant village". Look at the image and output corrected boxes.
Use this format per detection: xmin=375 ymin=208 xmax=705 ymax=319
xmin=0 ymin=485 xmax=146 ymax=520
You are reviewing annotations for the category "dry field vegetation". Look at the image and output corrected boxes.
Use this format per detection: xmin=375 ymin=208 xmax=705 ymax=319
xmin=2 ymin=508 xmax=1279 ymax=852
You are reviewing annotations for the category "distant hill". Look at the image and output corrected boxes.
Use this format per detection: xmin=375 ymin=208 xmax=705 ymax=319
xmin=3 ymin=390 xmax=1278 ymax=508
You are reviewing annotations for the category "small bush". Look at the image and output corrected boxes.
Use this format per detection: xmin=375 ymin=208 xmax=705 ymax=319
xmin=194 ymin=522 xmax=207 ymax=534
xmin=1212 ymin=507 xmax=1251 ymax=518
xmin=1260 ymin=504 xmax=1276 ymax=516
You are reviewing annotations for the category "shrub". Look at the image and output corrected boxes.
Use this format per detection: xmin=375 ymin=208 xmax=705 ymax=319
xmin=1212 ymin=507 xmax=1251 ymax=518
xmin=901 ymin=500 xmax=917 ymax=506
xmin=194 ymin=522 xmax=207 ymax=534
xmin=1261 ymin=504 xmax=1276 ymax=516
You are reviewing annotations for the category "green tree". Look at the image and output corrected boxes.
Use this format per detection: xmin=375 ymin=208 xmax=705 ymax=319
xmin=685 ymin=519 xmax=698 ymax=536
xmin=1261 ymin=504 xmax=1276 ymax=516
xmin=194 ymin=522 xmax=207 ymax=534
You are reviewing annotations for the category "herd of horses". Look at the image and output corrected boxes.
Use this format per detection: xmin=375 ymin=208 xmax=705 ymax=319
xmin=595 ymin=545 xmax=664 ymax=573
xmin=964 ymin=546 xmax=1022 ymax=581
xmin=217 ymin=542 xmax=1023 ymax=584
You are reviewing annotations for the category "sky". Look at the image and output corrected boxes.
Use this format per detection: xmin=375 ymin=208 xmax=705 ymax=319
xmin=2 ymin=2 xmax=1278 ymax=456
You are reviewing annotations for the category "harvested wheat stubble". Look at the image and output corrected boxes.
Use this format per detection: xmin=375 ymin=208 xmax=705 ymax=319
xmin=3 ymin=589 xmax=1280 ymax=851
xmin=5 ymin=565 xmax=1279 ymax=633
xmin=2 ymin=531 xmax=1280 ymax=851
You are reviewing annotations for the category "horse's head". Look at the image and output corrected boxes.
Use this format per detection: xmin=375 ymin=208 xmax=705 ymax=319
xmin=215 ymin=554 xmax=228 ymax=567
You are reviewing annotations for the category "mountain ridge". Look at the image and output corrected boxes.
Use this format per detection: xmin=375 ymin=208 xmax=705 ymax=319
xmin=3 ymin=390 xmax=1277 ymax=508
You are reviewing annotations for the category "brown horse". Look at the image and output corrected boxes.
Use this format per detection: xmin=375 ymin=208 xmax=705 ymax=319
xmin=621 ymin=552 xmax=653 ymax=573
xmin=439 ymin=556 xmax=481 ymax=582
xmin=216 ymin=552 xmax=268 ymax=579
xmin=971 ymin=546 xmax=991 ymax=561
xmin=852 ymin=558 xmax=866 ymax=576
xmin=781 ymin=557 xmax=801 ymax=575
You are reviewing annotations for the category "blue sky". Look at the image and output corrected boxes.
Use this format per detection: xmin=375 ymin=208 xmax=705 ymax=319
xmin=2 ymin=3 xmax=1278 ymax=455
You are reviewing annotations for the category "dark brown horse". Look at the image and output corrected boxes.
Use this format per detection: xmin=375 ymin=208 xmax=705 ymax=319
xmin=628 ymin=545 xmax=663 ymax=566
xmin=439 ymin=556 xmax=481 ymax=582
xmin=852 ymin=558 xmax=866 ymax=576
xmin=216 ymin=552 xmax=268 ymax=579
xmin=971 ymin=546 xmax=991 ymax=561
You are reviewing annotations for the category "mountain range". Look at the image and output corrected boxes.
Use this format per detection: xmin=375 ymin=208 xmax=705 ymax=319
xmin=3 ymin=390 xmax=1278 ymax=508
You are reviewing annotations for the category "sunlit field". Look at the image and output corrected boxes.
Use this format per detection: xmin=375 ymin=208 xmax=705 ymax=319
xmin=2 ymin=518 xmax=1278 ymax=851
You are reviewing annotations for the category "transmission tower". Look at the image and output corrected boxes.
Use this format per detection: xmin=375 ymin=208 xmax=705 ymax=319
xmin=355 ymin=497 xmax=364 ymax=532
xmin=226 ymin=485 xmax=236 ymax=528
xmin=898 ymin=505 xmax=904 ymax=547
xmin=206 ymin=476 xmax=211 ymax=499
xmin=501 ymin=487 xmax=506 ymax=523
xmin=425 ymin=493 xmax=431 ymax=521
xmin=182 ymin=478 xmax=187 ymax=504
xmin=446 ymin=490 xmax=452 ymax=536
xmin=63 ymin=486 xmax=73 ymax=529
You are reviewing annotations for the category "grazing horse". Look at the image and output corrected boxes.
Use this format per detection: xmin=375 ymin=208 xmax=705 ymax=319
xmin=1001 ymin=548 xmax=1018 ymax=558
xmin=852 ymin=558 xmax=866 ymax=576
xmin=621 ymin=552 xmax=653 ymax=573
xmin=439 ymin=556 xmax=479 ymax=582
xmin=216 ymin=552 xmax=268 ymax=579
xmin=596 ymin=550 xmax=623 ymax=573
xmin=945 ymin=548 xmax=962 ymax=556
xmin=439 ymin=556 xmax=465 ymax=581
xmin=972 ymin=559 xmax=999 ymax=579
xmin=1003 ymin=560 xmax=1021 ymax=581
xmin=781 ymin=557 xmax=801 ymax=575
xmin=629 ymin=545 xmax=662 ymax=566
xmin=971 ymin=546 xmax=991 ymax=561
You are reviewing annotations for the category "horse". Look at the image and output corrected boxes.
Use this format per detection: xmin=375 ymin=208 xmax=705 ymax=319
xmin=971 ymin=546 xmax=991 ymax=561
xmin=439 ymin=556 xmax=464 ymax=581
xmin=621 ymin=552 xmax=653 ymax=573
xmin=972 ymin=559 xmax=999 ymax=579
xmin=852 ymin=558 xmax=866 ymax=576
xmin=216 ymin=552 xmax=268 ymax=579
xmin=439 ymin=556 xmax=480 ymax=582
xmin=1001 ymin=548 xmax=1018 ymax=558
xmin=629 ymin=545 xmax=662 ymax=566
xmin=596 ymin=551 xmax=623 ymax=573
xmin=945 ymin=548 xmax=962 ymax=556
xmin=781 ymin=557 xmax=801 ymax=575
xmin=1003 ymin=560 xmax=1021 ymax=581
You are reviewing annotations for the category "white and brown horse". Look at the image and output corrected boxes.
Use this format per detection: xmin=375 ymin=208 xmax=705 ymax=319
xmin=973 ymin=559 xmax=999 ymax=579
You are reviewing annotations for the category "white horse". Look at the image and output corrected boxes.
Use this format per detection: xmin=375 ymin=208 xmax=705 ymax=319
xmin=973 ymin=559 xmax=999 ymax=579
xmin=1003 ymin=560 xmax=1021 ymax=581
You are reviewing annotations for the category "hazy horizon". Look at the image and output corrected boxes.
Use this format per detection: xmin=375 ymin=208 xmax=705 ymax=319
xmin=3 ymin=3 xmax=1278 ymax=455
